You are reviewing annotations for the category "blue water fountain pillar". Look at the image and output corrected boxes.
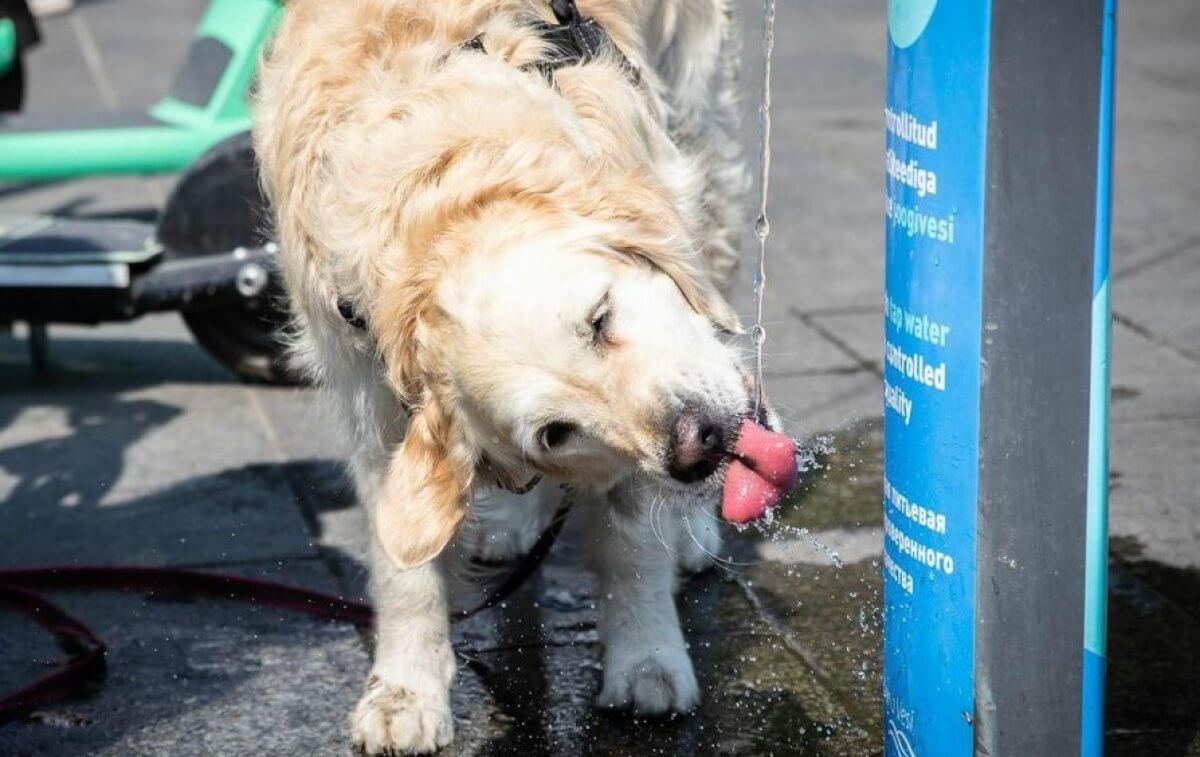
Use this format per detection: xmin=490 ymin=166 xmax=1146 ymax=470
xmin=881 ymin=1 xmax=1115 ymax=754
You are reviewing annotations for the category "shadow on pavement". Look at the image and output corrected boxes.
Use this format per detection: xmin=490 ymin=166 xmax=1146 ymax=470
xmin=0 ymin=459 xmax=367 ymax=754
xmin=1108 ymin=537 xmax=1200 ymax=756
xmin=0 ymin=395 xmax=180 ymax=512
xmin=0 ymin=325 xmax=370 ymax=751
xmin=0 ymin=333 xmax=237 ymax=389
xmin=0 ymin=554 xmax=366 ymax=755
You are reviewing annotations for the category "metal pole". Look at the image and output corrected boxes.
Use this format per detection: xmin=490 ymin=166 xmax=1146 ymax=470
xmin=881 ymin=1 xmax=1115 ymax=754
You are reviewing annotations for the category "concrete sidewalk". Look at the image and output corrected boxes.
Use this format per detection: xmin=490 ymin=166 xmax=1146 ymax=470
xmin=0 ymin=1 xmax=1197 ymax=755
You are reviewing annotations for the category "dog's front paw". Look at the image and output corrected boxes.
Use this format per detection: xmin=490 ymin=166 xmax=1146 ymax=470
xmin=352 ymin=674 xmax=454 ymax=756
xmin=597 ymin=649 xmax=700 ymax=716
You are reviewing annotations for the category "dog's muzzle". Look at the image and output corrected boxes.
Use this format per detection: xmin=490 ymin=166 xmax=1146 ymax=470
xmin=667 ymin=406 xmax=730 ymax=483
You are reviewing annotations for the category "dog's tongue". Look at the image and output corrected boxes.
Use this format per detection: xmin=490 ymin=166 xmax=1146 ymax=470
xmin=721 ymin=419 xmax=799 ymax=524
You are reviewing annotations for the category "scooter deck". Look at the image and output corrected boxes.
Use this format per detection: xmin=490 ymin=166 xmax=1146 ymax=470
xmin=0 ymin=215 xmax=160 ymax=266
xmin=0 ymin=214 xmax=272 ymax=325
xmin=0 ymin=215 xmax=161 ymax=322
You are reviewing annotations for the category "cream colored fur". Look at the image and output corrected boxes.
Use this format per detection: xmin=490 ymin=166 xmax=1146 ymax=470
xmin=254 ymin=1 xmax=751 ymax=752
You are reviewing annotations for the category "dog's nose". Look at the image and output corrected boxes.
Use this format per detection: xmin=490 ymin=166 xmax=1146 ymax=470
xmin=668 ymin=407 xmax=728 ymax=483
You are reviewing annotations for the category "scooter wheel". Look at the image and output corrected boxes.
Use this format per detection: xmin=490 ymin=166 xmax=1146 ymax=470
xmin=158 ymin=131 xmax=298 ymax=384
xmin=181 ymin=303 xmax=292 ymax=384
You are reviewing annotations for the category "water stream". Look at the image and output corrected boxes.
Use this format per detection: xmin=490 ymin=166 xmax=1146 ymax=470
xmin=750 ymin=0 xmax=776 ymax=418
xmin=750 ymin=0 xmax=846 ymax=575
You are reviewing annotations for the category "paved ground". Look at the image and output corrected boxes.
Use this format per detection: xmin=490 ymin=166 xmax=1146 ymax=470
xmin=0 ymin=1 xmax=1197 ymax=755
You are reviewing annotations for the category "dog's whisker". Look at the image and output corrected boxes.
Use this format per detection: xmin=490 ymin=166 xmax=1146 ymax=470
xmin=630 ymin=481 xmax=660 ymax=496
xmin=683 ymin=513 xmax=750 ymax=573
xmin=683 ymin=509 xmax=756 ymax=566
xmin=650 ymin=495 xmax=677 ymax=556
xmin=691 ymin=504 xmax=726 ymax=526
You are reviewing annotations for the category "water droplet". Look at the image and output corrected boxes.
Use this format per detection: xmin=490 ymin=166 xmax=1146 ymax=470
xmin=753 ymin=213 xmax=770 ymax=241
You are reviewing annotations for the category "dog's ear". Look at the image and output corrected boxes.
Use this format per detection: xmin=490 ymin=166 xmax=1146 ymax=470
xmin=610 ymin=239 xmax=743 ymax=335
xmin=375 ymin=394 xmax=474 ymax=570
xmin=674 ymin=272 xmax=743 ymax=336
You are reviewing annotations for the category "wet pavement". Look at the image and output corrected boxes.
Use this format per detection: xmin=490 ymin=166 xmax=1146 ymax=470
xmin=2 ymin=0 xmax=1199 ymax=755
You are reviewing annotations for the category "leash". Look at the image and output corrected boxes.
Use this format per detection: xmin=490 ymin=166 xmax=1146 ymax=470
xmin=0 ymin=504 xmax=572 ymax=720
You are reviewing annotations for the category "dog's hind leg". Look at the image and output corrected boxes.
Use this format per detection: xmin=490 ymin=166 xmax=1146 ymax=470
xmin=594 ymin=481 xmax=701 ymax=715
xmin=456 ymin=481 xmax=562 ymax=564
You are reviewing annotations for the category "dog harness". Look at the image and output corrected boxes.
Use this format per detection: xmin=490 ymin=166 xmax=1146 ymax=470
xmin=517 ymin=0 xmax=640 ymax=83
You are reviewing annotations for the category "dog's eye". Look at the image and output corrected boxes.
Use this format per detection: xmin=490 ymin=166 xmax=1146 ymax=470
xmin=589 ymin=293 xmax=612 ymax=344
xmin=538 ymin=421 xmax=576 ymax=450
xmin=591 ymin=310 xmax=609 ymax=338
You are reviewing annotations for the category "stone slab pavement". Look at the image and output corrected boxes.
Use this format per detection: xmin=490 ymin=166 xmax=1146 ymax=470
xmin=0 ymin=1 xmax=1197 ymax=755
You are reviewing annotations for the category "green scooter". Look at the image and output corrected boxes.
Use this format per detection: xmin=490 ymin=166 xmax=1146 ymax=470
xmin=0 ymin=0 xmax=290 ymax=382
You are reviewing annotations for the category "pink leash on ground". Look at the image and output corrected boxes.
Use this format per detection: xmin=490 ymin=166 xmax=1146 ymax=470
xmin=0 ymin=566 xmax=373 ymax=718
xmin=0 ymin=504 xmax=571 ymax=719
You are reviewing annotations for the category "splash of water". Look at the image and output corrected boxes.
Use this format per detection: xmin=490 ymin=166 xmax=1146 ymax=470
xmin=795 ymin=434 xmax=835 ymax=475
xmin=789 ymin=525 xmax=845 ymax=569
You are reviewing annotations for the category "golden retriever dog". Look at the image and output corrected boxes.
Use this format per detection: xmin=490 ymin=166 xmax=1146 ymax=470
xmin=254 ymin=1 xmax=795 ymax=753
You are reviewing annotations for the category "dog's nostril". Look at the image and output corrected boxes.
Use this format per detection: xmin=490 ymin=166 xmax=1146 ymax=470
xmin=668 ymin=409 xmax=728 ymax=483
xmin=698 ymin=422 xmax=724 ymax=453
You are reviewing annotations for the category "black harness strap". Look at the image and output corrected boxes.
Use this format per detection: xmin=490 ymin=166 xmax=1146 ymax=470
xmin=523 ymin=0 xmax=639 ymax=83
xmin=337 ymin=298 xmax=367 ymax=330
